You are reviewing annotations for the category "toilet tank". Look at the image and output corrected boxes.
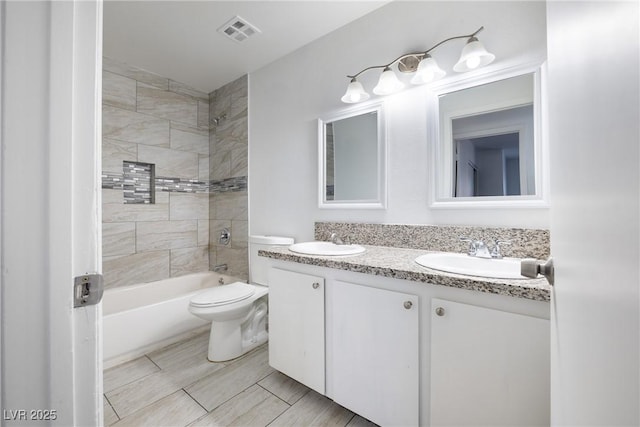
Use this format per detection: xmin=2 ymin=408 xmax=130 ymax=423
xmin=249 ymin=235 xmax=294 ymax=286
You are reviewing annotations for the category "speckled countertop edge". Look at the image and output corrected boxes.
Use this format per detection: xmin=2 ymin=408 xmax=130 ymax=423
xmin=259 ymin=245 xmax=551 ymax=302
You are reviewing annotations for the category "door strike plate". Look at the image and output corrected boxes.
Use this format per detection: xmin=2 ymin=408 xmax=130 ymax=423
xmin=74 ymin=274 xmax=104 ymax=307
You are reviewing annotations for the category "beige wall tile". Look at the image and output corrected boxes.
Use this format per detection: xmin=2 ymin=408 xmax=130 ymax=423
xmin=103 ymin=222 xmax=136 ymax=257
xmin=209 ymin=150 xmax=231 ymax=181
xmin=103 ymin=138 xmax=137 ymax=173
xmin=231 ymin=220 xmax=248 ymax=249
xmin=213 ymin=119 xmax=247 ymax=152
xmin=103 ymin=198 xmax=169 ymax=222
xmin=198 ymin=155 xmax=209 ymax=181
xmin=103 ymin=71 xmax=136 ymax=111
xmin=138 ymin=144 xmax=198 ymax=179
xmin=136 ymin=220 xmax=197 ymax=252
xmin=230 ymin=146 xmax=248 ymax=177
xmin=137 ymin=84 xmax=198 ymax=126
xmin=103 ymin=56 xmax=169 ymax=90
xmin=198 ymin=220 xmax=209 ymax=247
xmin=212 ymin=191 xmax=247 ymax=221
xmin=103 ymin=251 xmax=170 ymax=289
xmin=169 ymin=193 xmax=208 ymax=220
xmin=170 ymin=126 xmax=208 ymax=155
xmin=103 ymin=189 xmax=123 ymax=204
xmin=214 ymin=246 xmax=248 ymax=280
xmin=170 ymin=247 xmax=209 ymax=277
xmin=168 ymin=80 xmax=208 ymax=101
xmin=103 ymin=105 xmax=170 ymax=147
xmin=197 ymin=100 xmax=209 ymax=130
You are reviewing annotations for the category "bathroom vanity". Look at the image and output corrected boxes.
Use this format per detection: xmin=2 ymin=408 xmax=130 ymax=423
xmin=261 ymin=244 xmax=550 ymax=427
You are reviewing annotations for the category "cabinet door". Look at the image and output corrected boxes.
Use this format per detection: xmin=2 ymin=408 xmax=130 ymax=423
xmin=332 ymin=281 xmax=419 ymax=427
xmin=431 ymin=298 xmax=550 ymax=426
xmin=268 ymin=267 xmax=325 ymax=394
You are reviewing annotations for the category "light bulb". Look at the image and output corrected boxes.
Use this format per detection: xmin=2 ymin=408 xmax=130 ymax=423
xmin=411 ymin=54 xmax=446 ymax=85
xmin=373 ymin=67 xmax=404 ymax=96
xmin=465 ymin=55 xmax=481 ymax=70
xmin=453 ymin=37 xmax=495 ymax=73
xmin=341 ymin=79 xmax=370 ymax=103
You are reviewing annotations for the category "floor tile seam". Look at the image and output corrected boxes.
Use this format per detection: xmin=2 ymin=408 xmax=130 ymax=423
xmin=103 ymin=363 xmax=162 ymax=394
xmin=146 ymin=353 xmax=163 ymax=370
xmin=180 ymin=387 xmax=210 ymax=425
xmin=187 ymin=375 xmax=274 ymax=414
xmin=108 ymin=376 xmax=183 ymax=420
xmin=255 ymin=382 xmax=295 ymax=408
xmin=256 ymin=381 xmax=311 ymax=407
xmin=182 ymin=352 xmax=270 ymax=393
xmin=103 ymin=394 xmax=121 ymax=423
xmin=113 ymin=389 xmax=196 ymax=426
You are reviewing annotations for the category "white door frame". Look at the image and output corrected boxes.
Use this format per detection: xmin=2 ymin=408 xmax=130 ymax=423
xmin=0 ymin=1 xmax=103 ymax=425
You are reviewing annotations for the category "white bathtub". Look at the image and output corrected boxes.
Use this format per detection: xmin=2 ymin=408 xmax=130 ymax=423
xmin=103 ymin=271 xmax=242 ymax=368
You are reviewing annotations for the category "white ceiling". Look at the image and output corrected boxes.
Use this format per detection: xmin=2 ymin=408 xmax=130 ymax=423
xmin=103 ymin=1 xmax=389 ymax=94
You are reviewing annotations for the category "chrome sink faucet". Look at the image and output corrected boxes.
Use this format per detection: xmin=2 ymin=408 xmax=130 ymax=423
xmin=330 ymin=233 xmax=351 ymax=245
xmin=460 ymin=237 xmax=510 ymax=259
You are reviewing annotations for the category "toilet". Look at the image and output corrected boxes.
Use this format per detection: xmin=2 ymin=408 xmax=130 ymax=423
xmin=188 ymin=235 xmax=294 ymax=362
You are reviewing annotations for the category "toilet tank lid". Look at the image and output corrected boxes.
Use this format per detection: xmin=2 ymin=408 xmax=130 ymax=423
xmin=249 ymin=235 xmax=294 ymax=245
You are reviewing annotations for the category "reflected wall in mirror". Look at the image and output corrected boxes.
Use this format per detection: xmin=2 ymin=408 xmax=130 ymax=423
xmin=432 ymin=66 xmax=547 ymax=208
xmin=318 ymin=102 xmax=386 ymax=209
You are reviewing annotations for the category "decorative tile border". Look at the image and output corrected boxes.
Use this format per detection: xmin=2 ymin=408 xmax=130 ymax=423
xmin=315 ymin=222 xmax=550 ymax=259
xmin=101 ymin=174 xmax=246 ymax=196
xmin=123 ymin=161 xmax=154 ymax=204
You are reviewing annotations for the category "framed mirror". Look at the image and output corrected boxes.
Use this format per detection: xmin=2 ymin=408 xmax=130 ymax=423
xmin=318 ymin=102 xmax=386 ymax=209
xmin=430 ymin=64 xmax=548 ymax=208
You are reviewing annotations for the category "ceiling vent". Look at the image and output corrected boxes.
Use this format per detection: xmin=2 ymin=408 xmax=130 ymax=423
xmin=217 ymin=16 xmax=261 ymax=43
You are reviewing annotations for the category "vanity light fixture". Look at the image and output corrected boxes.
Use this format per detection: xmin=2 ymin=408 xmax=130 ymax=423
xmin=341 ymin=27 xmax=495 ymax=103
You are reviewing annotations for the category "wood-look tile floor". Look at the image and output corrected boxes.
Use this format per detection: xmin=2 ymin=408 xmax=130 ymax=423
xmin=103 ymin=331 xmax=378 ymax=427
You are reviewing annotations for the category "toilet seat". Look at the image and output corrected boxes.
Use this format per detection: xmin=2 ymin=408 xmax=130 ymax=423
xmin=190 ymin=282 xmax=256 ymax=308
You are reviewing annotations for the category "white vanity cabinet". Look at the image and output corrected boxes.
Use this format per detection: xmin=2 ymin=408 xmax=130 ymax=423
xmin=331 ymin=281 xmax=419 ymax=427
xmin=430 ymin=298 xmax=550 ymax=426
xmin=268 ymin=267 xmax=325 ymax=394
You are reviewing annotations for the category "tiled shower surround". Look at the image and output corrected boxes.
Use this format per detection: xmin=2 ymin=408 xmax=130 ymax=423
xmin=102 ymin=57 xmax=248 ymax=289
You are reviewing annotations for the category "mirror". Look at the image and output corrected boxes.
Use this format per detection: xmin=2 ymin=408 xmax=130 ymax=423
xmin=431 ymin=66 xmax=547 ymax=208
xmin=318 ymin=102 xmax=386 ymax=209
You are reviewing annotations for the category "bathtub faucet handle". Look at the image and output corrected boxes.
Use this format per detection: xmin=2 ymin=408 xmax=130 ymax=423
xmin=219 ymin=228 xmax=231 ymax=245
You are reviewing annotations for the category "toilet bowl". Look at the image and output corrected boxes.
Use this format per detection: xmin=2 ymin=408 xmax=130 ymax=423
xmin=188 ymin=235 xmax=294 ymax=362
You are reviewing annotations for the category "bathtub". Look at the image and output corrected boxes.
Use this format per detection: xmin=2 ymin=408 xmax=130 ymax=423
xmin=103 ymin=271 xmax=242 ymax=368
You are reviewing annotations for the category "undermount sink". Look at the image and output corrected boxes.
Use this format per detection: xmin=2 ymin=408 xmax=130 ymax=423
xmin=289 ymin=241 xmax=366 ymax=256
xmin=415 ymin=252 xmax=526 ymax=280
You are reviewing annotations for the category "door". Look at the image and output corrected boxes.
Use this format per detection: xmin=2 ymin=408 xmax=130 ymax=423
xmin=0 ymin=1 xmax=103 ymax=425
xmin=430 ymin=299 xmax=549 ymax=426
xmin=268 ymin=268 xmax=325 ymax=394
xmin=332 ymin=281 xmax=419 ymax=427
xmin=547 ymin=2 xmax=639 ymax=425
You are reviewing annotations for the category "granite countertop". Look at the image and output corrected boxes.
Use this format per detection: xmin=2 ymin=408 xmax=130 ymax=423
xmin=259 ymin=245 xmax=551 ymax=302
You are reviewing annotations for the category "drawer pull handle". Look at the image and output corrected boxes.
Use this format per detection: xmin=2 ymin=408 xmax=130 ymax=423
xmin=312 ymin=282 xmax=320 ymax=289
xmin=404 ymin=301 xmax=413 ymax=309
xmin=435 ymin=307 xmax=445 ymax=316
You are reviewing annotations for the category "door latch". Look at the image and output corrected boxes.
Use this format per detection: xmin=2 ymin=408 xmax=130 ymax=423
xmin=74 ymin=274 xmax=104 ymax=307
xmin=521 ymin=258 xmax=554 ymax=286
